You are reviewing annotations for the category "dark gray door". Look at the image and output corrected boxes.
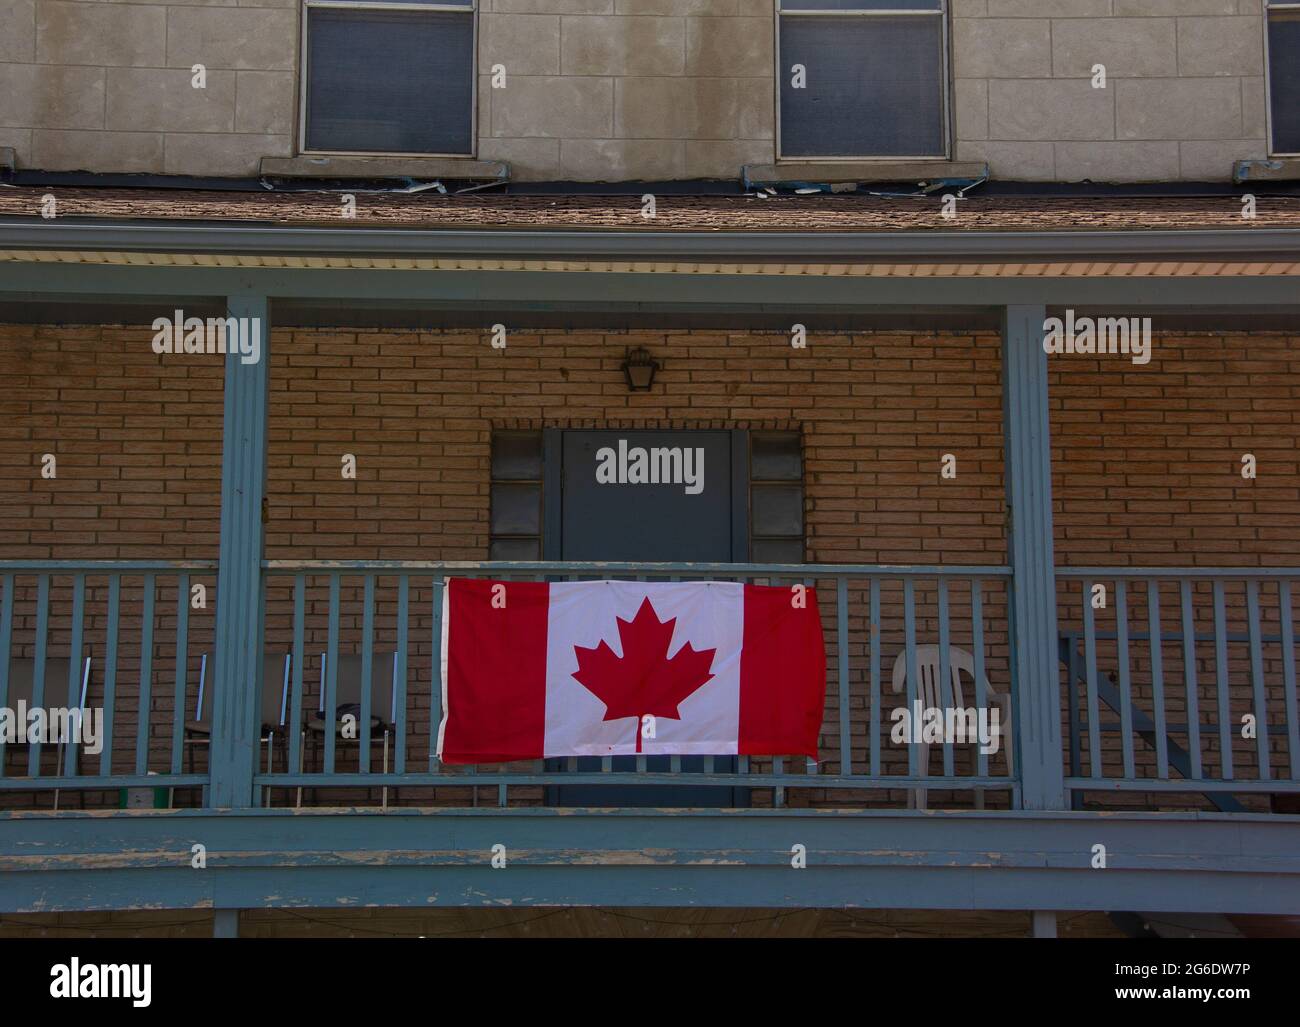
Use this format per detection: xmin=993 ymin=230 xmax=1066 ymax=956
xmin=545 ymin=429 xmax=748 ymax=807
xmin=555 ymin=429 xmax=740 ymax=562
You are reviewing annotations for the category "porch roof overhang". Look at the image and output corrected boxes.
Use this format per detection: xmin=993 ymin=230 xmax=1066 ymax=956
xmin=1 ymin=189 xmax=1298 ymax=318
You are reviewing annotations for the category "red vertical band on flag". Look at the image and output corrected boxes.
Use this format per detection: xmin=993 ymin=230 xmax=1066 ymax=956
xmin=440 ymin=578 xmax=549 ymax=763
xmin=738 ymin=584 xmax=826 ymax=759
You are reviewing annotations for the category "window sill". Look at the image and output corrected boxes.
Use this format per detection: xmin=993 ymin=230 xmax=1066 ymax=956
xmin=745 ymin=161 xmax=987 ymax=189
xmin=261 ymin=154 xmax=508 ymax=182
xmin=1234 ymin=158 xmax=1300 ymax=184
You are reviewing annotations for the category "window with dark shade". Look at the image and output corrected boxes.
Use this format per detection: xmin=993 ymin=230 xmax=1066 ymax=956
xmin=749 ymin=432 xmax=805 ymax=563
xmin=777 ymin=0 xmax=948 ymax=159
xmin=302 ymin=1 xmax=476 ymax=156
xmin=1268 ymin=3 xmax=1300 ymax=155
xmin=490 ymin=431 xmax=543 ymax=559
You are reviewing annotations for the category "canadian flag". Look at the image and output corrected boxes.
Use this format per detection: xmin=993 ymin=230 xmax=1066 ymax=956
xmin=437 ymin=579 xmax=826 ymax=763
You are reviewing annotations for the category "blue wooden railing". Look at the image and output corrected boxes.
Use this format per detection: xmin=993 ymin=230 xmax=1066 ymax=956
xmin=0 ymin=561 xmax=215 ymax=799
xmin=3 ymin=560 xmax=1298 ymax=810
xmin=0 ymin=559 xmax=1020 ymax=808
xmin=1058 ymin=568 xmax=1300 ymax=800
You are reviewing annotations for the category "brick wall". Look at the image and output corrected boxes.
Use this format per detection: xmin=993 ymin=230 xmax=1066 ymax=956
xmin=1 ymin=323 xmax=1297 ymax=810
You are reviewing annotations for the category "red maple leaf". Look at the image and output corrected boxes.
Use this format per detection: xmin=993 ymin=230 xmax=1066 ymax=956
xmin=572 ymin=596 xmax=717 ymax=752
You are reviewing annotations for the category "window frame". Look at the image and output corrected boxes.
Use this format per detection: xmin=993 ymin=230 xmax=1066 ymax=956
xmin=298 ymin=0 xmax=479 ymax=159
xmin=1265 ymin=1 xmax=1300 ymax=158
xmin=773 ymin=0 xmax=952 ymax=163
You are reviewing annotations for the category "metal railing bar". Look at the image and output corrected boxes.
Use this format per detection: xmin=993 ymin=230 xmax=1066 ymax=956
xmin=1281 ymin=581 xmax=1299 ymax=782
xmin=251 ymin=772 xmax=1018 ymax=790
xmin=1147 ymin=580 xmax=1168 ymax=779
xmin=1082 ymin=579 xmax=1101 ymax=778
xmin=869 ymin=578 xmax=881 ymax=778
xmin=289 ymin=573 xmax=306 ymax=780
xmin=0 ymin=575 xmax=12 ymax=777
xmin=395 ymin=574 xmax=409 ymax=776
xmin=170 ymin=573 xmax=189 ymax=777
xmin=360 ymin=575 xmax=375 ymax=773
xmin=100 ymin=576 xmax=120 ymax=778
xmin=134 ymin=574 xmax=155 ymax=777
xmin=836 ymin=576 xmax=850 ymax=777
xmin=1246 ymin=580 xmax=1270 ymax=781
xmin=27 ymin=575 xmax=49 ymax=777
xmin=938 ymin=577 xmax=954 ymax=777
xmin=1213 ymin=581 xmax=1232 ymax=782
xmin=971 ymin=579 xmax=988 ymax=780
xmin=0 ymin=774 xmax=209 ymax=791
xmin=1181 ymin=580 xmax=1202 ymax=780
xmin=1057 ymin=567 xmax=1300 ymax=579
xmin=0 ymin=561 xmax=218 ymax=572
xmin=1116 ymin=581 xmax=1134 ymax=780
xmin=324 ymin=574 xmax=340 ymax=774
xmin=264 ymin=560 xmax=1012 ymax=577
xmin=430 ymin=573 xmax=444 ymax=775
xmin=904 ymin=579 xmax=919 ymax=780
xmin=64 ymin=573 xmax=85 ymax=778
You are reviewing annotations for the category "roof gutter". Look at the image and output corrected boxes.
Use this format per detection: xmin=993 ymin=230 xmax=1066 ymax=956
xmin=1 ymin=218 xmax=1299 ymax=265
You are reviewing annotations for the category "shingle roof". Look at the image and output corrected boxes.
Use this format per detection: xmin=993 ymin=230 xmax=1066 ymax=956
xmin=2 ymin=186 xmax=1299 ymax=233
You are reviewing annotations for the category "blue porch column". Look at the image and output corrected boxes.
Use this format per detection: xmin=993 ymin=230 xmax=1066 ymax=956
xmin=209 ymin=294 xmax=270 ymax=808
xmin=1002 ymin=305 xmax=1066 ymax=810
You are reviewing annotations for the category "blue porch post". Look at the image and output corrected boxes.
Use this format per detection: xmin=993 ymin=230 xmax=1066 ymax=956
xmin=1002 ymin=304 xmax=1066 ymax=811
xmin=209 ymin=294 xmax=270 ymax=809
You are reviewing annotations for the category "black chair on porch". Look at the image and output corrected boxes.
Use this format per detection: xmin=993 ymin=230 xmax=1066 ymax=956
xmin=2 ymin=656 xmax=93 ymax=809
xmin=184 ymin=652 xmax=292 ymax=806
xmin=1 ymin=660 xmax=94 ymax=811
xmin=299 ymin=651 xmax=397 ymax=808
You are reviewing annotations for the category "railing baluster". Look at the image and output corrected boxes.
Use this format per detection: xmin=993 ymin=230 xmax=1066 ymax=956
xmin=1246 ymin=580 xmax=1269 ymax=781
xmin=771 ymin=576 xmax=790 ymax=807
xmin=289 ymin=573 xmax=305 ymax=782
xmin=1213 ymin=581 xmax=1232 ymax=781
xmin=64 ymin=573 xmax=85 ymax=777
xmin=28 ymin=574 xmax=49 ymax=777
xmin=904 ymin=579 xmax=918 ymax=780
xmin=324 ymin=573 xmax=340 ymax=774
xmin=1181 ymin=579 xmax=1202 ymax=780
xmin=1147 ymin=580 xmax=1168 ymax=779
xmin=836 ymin=576 xmax=850 ymax=777
xmin=1279 ymin=579 xmax=1299 ymax=782
xmin=430 ymin=573 xmax=443 ymax=774
xmin=360 ymin=575 xmax=375 ymax=773
xmin=396 ymin=574 xmax=409 ymax=777
xmin=0 ymin=573 xmax=14 ymax=777
xmin=170 ymin=573 xmax=189 ymax=776
xmin=1081 ymin=578 xmax=1101 ymax=779
xmin=100 ymin=576 xmax=120 ymax=778
xmin=971 ymin=579 xmax=987 ymax=780
xmin=135 ymin=574 xmax=155 ymax=776
xmin=639 ymin=572 xmax=651 ymax=776
xmin=937 ymin=578 xmax=953 ymax=778
xmin=869 ymin=578 xmax=881 ymax=778
xmin=1116 ymin=581 xmax=1134 ymax=780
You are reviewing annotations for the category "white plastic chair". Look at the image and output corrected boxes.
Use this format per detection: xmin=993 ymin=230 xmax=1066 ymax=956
xmin=888 ymin=644 xmax=1012 ymax=809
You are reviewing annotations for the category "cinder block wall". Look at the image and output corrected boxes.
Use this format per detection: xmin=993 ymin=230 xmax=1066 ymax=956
xmin=953 ymin=0 xmax=1270 ymax=182
xmin=0 ymin=0 xmax=1274 ymax=181
xmin=1 ymin=324 xmax=1297 ymax=808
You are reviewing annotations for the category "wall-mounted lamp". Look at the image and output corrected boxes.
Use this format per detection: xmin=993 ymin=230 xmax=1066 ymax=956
xmin=622 ymin=347 xmax=660 ymax=392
